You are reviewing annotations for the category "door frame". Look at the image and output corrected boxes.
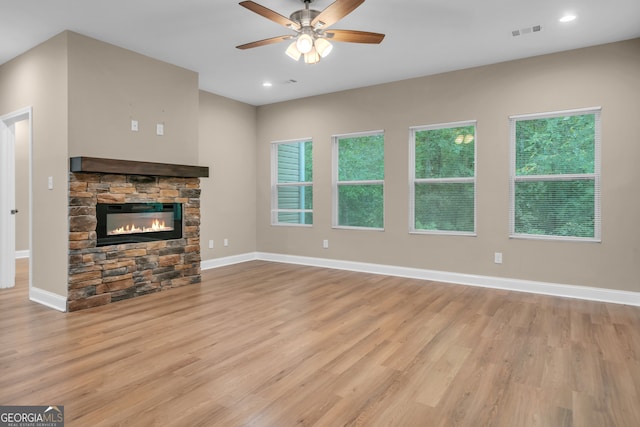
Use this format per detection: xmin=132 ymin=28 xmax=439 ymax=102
xmin=0 ymin=107 xmax=32 ymax=290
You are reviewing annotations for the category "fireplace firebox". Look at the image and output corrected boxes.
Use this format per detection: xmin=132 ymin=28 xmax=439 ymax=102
xmin=96 ymin=202 xmax=182 ymax=246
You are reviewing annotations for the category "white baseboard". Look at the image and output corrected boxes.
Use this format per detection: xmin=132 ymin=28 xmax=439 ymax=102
xmin=201 ymin=252 xmax=258 ymax=270
xmin=15 ymin=250 xmax=30 ymax=259
xmin=30 ymin=286 xmax=67 ymax=312
xmin=202 ymin=252 xmax=640 ymax=307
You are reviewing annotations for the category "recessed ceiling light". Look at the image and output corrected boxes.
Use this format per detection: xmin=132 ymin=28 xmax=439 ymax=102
xmin=559 ymin=14 xmax=577 ymax=23
xmin=262 ymin=82 xmax=273 ymax=87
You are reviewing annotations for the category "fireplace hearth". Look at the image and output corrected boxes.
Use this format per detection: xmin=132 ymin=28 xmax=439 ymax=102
xmin=96 ymin=202 xmax=182 ymax=246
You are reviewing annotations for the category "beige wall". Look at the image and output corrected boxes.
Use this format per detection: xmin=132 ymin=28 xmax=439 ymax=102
xmin=0 ymin=32 xmax=69 ymax=296
xmin=2 ymin=29 xmax=638 ymax=302
xmin=0 ymin=31 xmax=203 ymax=301
xmin=67 ymin=32 xmax=199 ymax=165
xmin=256 ymin=39 xmax=640 ymax=292
xmin=199 ymin=91 xmax=257 ymax=258
xmin=15 ymin=120 xmax=29 ymax=252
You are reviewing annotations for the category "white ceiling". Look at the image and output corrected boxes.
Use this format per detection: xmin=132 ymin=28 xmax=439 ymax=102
xmin=1 ymin=0 xmax=639 ymax=106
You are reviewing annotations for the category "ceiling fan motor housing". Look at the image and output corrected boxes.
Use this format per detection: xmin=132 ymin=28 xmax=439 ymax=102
xmin=290 ymin=8 xmax=321 ymax=28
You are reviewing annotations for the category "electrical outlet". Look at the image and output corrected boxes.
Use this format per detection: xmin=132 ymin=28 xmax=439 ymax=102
xmin=208 ymin=240 xmax=214 ymax=249
xmin=323 ymin=239 xmax=329 ymax=249
xmin=224 ymin=238 xmax=229 ymax=247
xmin=131 ymin=120 xmax=138 ymax=131
xmin=494 ymin=252 xmax=503 ymax=264
xmin=156 ymin=123 xmax=164 ymax=136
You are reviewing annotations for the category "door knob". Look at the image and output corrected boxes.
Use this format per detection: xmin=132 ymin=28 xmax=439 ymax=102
xmin=10 ymin=209 xmax=18 ymax=215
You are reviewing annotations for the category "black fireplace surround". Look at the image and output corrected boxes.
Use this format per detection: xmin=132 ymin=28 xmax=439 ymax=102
xmin=96 ymin=202 xmax=182 ymax=247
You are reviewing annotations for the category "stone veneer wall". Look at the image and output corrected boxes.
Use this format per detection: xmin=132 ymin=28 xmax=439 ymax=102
xmin=67 ymin=173 xmax=201 ymax=311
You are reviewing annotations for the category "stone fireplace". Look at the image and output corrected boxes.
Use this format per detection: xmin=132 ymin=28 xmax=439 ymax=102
xmin=67 ymin=157 xmax=209 ymax=311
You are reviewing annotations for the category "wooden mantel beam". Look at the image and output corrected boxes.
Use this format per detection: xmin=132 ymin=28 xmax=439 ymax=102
xmin=70 ymin=157 xmax=209 ymax=178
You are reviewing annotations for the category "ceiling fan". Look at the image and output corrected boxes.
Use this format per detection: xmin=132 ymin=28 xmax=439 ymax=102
xmin=236 ymin=0 xmax=385 ymax=64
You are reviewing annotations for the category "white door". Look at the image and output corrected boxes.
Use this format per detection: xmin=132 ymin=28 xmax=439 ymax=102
xmin=0 ymin=118 xmax=16 ymax=288
xmin=0 ymin=108 xmax=31 ymax=289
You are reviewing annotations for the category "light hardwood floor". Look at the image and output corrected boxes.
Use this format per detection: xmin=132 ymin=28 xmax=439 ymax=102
xmin=1 ymin=258 xmax=639 ymax=426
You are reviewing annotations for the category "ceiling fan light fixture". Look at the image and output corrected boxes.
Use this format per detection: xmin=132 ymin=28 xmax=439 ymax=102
xmin=314 ymin=37 xmax=333 ymax=58
xmin=304 ymin=47 xmax=320 ymax=64
xmin=285 ymin=41 xmax=301 ymax=61
xmin=296 ymin=33 xmax=314 ymax=54
xmin=237 ymin=0 xmax=386 ymax=66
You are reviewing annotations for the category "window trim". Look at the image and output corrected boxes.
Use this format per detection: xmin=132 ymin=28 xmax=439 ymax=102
xmin=508 ymin=107 xmax=601 ymax=242
xmin=332 ymin=129 xmax=385 ymax=231
xmin=271 ymin=138 xmax=313 ymax=227
xmin=409 ymin=120 xmax=478 ymax=236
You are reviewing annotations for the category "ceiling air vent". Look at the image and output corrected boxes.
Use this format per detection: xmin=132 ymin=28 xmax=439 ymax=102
xmin=512 ymin=25 xmax=542 ymax=37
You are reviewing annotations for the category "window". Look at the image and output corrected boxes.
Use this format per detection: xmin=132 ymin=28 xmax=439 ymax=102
xmin=410 ymin=121 xmax=476 ymax=235
xmin=333 ymin=131 xmax=384 ymax=229
xmin=271 ymin=139 xmax=313 ymax=225
xmin=510 ymin=108 xmax=601 ymax=240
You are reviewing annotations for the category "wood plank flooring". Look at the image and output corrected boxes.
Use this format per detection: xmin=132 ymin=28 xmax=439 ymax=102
xmin=1 ymin=258 xmax=640 ymax=426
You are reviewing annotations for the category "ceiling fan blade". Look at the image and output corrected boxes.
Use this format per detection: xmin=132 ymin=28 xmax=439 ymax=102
xmin=325 ymin=29 xmax=385 ymax=44
xmin=236 ymin=35 xmax=292 ymax=50
xmin=311 ymin=0 xmax=365 ymax=29
xmin=239 ymin=1 xmax=301 ymax=30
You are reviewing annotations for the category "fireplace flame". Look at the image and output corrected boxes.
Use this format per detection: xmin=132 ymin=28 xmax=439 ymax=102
xmin=108 ymin=218 xmax=172 ymax=235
